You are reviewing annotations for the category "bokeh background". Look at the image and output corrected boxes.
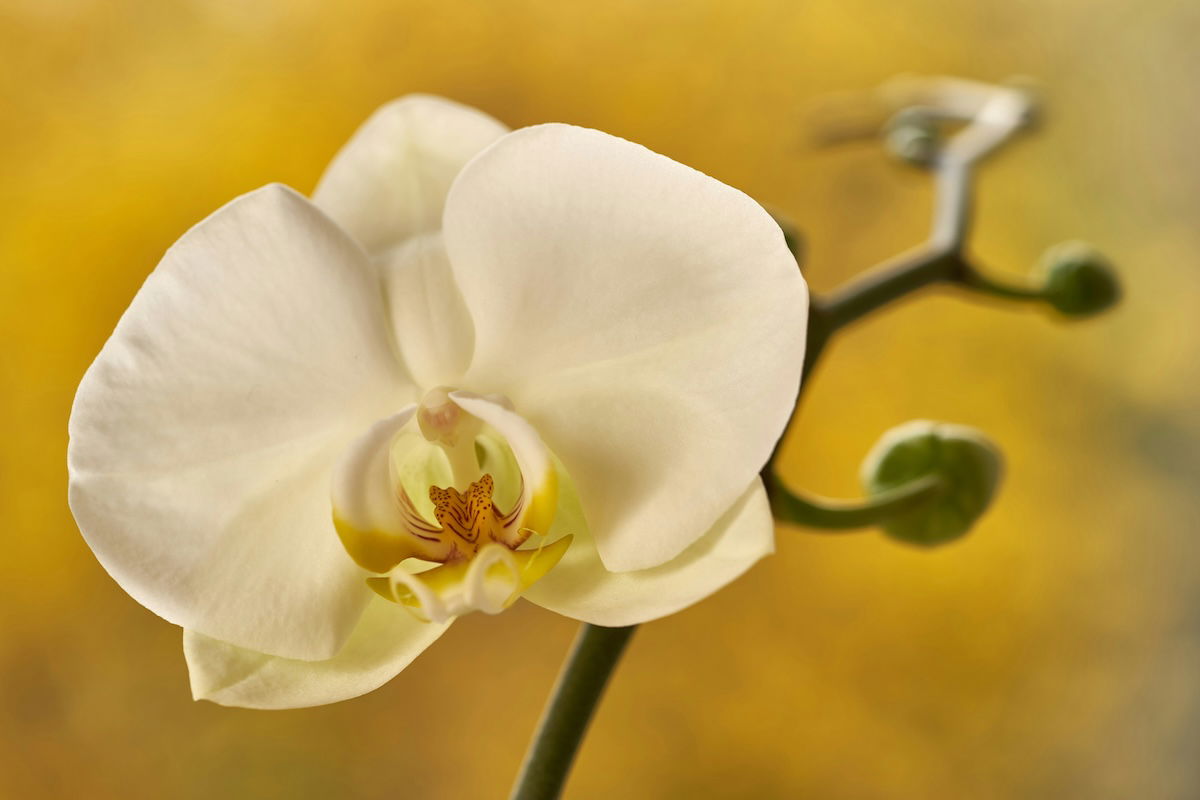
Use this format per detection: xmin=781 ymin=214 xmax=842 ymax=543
xmin=3 ymin=0 xmax=1197 ymax=797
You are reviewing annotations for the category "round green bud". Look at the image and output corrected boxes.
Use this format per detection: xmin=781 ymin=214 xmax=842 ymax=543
xmin=860 ymin=421 xmax=1003 ymax=547
xmin=883 ymin=108 xmax=939 ymax=166
xmin=1036 ymin=241 xmax=1121 ymax=317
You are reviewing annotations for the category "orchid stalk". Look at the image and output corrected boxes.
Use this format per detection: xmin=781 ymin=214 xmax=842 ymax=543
xmin=66 ymin=78 xmax=1118 ymax=799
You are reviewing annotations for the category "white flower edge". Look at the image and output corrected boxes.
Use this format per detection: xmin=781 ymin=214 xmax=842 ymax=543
xmin=184 ymin=597 xmax=451 ymax=709
xmin=524 ymin=475 xmax=775 ymax=627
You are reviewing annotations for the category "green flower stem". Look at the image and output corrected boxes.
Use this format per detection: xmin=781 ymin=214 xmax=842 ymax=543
xmin=765 ymin=471 xmax=945 ymax=530
xmin=772 ymin=84 xmax=1037 ymax=470
xmin=508 ymin=624 xmax=637 ymax=800
xmin=820 ymin=250 xmax=1045 ymax=335
xmin=770 ymin=245 xmax=964 ymax=474
xmin=821 ymin=245 xmax=963 ymax=334
xmin=809 ymin=85 xmax=1037 ymax=358
xmin=958 ymin=267 xmax=1045 ymax=302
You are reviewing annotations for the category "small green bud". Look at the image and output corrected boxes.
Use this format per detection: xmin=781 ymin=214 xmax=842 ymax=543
xmin=860 ymin=420 xmax=1003 ymax=547
xmin=883 ymin=108 xmax=939 ymax=166
xmin=1036 ymin=241 xmax=1121 ymax=317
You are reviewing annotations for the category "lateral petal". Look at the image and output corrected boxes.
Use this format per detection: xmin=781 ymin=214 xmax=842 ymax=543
xmin=524 ymin=475 xmax=775 ymax=626
xmin=68 ymin=185 xmax=413 ymax=660
xmin=443 ymin=125 xmax=806 ymax=571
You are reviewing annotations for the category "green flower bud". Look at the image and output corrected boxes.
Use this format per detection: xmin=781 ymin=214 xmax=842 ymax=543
xmin=860 ymin=421 xmax=1003 ymax=547
xmin=1036 ymin=241 xmax=1121 ymax=317
xmin=883 ymin=108 xmax=939 ymax=166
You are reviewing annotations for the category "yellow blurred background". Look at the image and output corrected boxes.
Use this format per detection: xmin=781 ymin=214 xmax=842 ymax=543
xmin=2 ymin=0 xmax=1197 ymax=797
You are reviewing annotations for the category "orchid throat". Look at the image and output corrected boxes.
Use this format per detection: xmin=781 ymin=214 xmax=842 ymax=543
xmin=333 ymin=387 xmax=569 ymax=623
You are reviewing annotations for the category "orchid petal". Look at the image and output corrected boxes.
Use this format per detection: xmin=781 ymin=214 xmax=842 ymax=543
xmin=443 ymin=124 xmax=806 ymax=571
xmin=184 ymin=598 xmax=450 ymax=709
xmin=68 ymin=185 xmax=414 ymax=660
xmin=523 ymin=466 xmax=774 ymax=626
xmin=380 ymin=233 xmax=475 ymax=389
xmin=313 ymin=95 xmax=508 ymax=256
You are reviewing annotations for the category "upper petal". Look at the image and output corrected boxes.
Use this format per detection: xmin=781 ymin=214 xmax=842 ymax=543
xmin=379 ymin=233 xmax=475 ymax=389
xmin=184 ymin=597 xmax=451 ymax=709
xmin=313 ymin=95 xmax=509 ymax=256
xmin=443 ymin=125 xmax=807 ymax=571
xmin=68 ymin=184 xmax=414 ymax=660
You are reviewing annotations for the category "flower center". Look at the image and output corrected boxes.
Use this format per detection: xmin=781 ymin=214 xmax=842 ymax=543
xmin=333 ymin=387 xmax=572 ymax=623
xmin=395 ymin=473 xmax=532 ymax=564
xmin=383 ymin=387 xmax=535 ymax=565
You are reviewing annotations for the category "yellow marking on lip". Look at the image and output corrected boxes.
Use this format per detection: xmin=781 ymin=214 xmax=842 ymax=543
xmin=520 ymin=467 xmax=559 ymax=541
xmin=429 ymin=473 xmax=532 ymax=553
xmin=333 ymin=514 xmax=425 ymax=574
xmin=367 ymin=534 xmax=574 ymax=618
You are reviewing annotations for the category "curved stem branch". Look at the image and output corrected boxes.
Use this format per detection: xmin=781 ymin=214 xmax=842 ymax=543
xmin=812 ymin=81 xmax=1036 ymax=344
xmin=766 ymin=472 xmax=944 ymax=530
xmin=508 ymin=624 xmax=637 ymax=800
xmin=958 ymin=265 xmax=1045 ymax=301
xmin=765 ymin=79 xmax=1036 ymax=505
xmin=822 ymin=246 xmax=963 ymax=332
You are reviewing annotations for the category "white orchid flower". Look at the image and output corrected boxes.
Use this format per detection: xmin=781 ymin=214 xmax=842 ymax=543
xmin=67 ymin=96 xmax=808 ymax=709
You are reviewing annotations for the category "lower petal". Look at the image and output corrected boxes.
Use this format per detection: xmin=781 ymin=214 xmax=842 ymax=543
xmin=523 ymin=478 xmax=775 ymax=627
xmin=184 ymin=597 xmax=451 ymax=709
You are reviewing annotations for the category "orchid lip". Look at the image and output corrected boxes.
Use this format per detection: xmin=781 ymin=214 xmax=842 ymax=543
xmin=332 ymin=390 xmax=567 ymax=623
xmin=367 ymin=535 xmax=574 ymax=624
